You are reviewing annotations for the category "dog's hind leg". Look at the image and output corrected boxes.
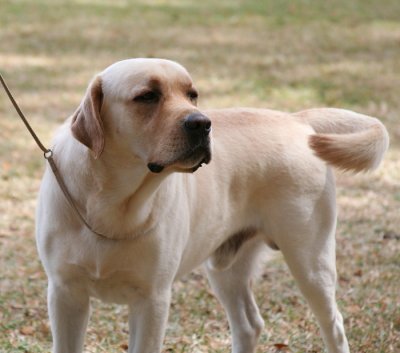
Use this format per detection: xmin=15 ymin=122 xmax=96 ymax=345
xmin=48 ymin=281 xmax=90 ymax=353
xmin=206 ymin=237 xmax=266 ymax=353
xmin=270 ymin=183 xmax=350 ymax=353
xmin=278 ymin=227 xmax=349 ymax=353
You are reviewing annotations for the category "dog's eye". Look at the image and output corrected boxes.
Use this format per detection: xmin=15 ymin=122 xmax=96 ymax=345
xmin=133 ymin=91 xmax=160 ymax=103
xmin=188 ymin=90 xmax=198 ymax=102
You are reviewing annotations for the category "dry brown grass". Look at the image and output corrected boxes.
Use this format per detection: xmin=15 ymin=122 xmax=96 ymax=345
xmin=0 ymin=1 xmax=399 ymax=352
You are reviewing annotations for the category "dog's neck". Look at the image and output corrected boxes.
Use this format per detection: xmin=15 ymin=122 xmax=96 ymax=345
xmin=89 ymin=152 xmax=174 ymax=239
xmin=59 ymin=134 xmax=175 ymax=240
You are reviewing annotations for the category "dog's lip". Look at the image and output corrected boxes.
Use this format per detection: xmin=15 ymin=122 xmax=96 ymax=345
xmin=147 ymin=144 xmax=211 ymax=174
xmin=190 ymin=156 xmax=210 ymax=172
xmin=176 ymin=146 xmax=211 ymax=173
xmin=147 ymin=163 xmax=165 ymax=173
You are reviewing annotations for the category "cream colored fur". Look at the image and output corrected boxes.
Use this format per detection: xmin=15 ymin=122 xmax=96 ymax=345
xmin=36 ymin=59 xmax=389 ymax=353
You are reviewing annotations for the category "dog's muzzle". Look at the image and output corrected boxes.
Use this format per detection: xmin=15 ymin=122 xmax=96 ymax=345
xmin=147 ymin=113 xmax=212 ymax=174
xmin=181 ymin=113 xmax=212 ymax=171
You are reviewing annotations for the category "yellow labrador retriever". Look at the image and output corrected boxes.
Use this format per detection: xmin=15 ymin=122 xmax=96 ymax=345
xmin=36 ymin=58 xmax=389 ymax=353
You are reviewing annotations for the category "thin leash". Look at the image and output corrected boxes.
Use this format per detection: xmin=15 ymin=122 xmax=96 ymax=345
xmin=0 ymin=72 xmax=111 ymax=240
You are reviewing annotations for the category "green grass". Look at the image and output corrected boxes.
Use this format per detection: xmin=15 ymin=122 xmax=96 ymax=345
xmin=0 ymin=0 xmax=399 ymax=352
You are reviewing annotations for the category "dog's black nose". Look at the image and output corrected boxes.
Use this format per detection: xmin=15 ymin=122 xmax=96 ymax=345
xmin=183 ymin=113 xmax=211 ymax=135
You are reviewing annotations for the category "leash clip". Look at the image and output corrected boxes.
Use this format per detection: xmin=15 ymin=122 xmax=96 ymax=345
xmin=44 ymin=149 xmax=53 ymax=160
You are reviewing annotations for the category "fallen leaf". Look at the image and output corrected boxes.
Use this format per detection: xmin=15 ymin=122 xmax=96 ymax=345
xmin=120 ymin=343 xmax=128 ymax=351
xmin=383 ymin=231 xmax=400 ymax=240
xmin=39 ymin=323 xmax=50 ymax=335
xmin=20 ymin=326 xmax=35 ymax=336
xmin=346 ymin=304 xmax=361 ymax=313
xmin=274 ymin=343 xmax=290 ymax=351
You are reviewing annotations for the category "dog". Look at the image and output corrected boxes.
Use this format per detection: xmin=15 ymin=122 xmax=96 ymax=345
xmin=36 ymin=58 xmax=389 ymax=353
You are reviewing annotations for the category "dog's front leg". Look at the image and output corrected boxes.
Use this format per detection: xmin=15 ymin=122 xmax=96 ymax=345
xmin=48 ymin=281 xmax=90 ymax=353
xmin=127 ymin=290 xmax=171 ymax=353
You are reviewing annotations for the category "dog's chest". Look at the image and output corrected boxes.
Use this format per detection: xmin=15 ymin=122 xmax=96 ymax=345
xmin=85 ymin=273 xmax=143 ymax=304
xmin=64 ymin=240 xmax=154 ymax=304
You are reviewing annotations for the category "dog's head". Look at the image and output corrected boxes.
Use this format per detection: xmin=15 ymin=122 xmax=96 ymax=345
xmin=71 ymin=58 xmax=211 ymax=173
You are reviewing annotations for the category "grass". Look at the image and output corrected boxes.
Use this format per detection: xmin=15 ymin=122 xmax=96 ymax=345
xmin=0 ymin=0 xmax=399 ymax=352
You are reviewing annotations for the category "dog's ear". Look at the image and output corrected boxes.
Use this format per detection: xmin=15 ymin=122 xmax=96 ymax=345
xmin=71 ymin=76 xmax=104 ymax=159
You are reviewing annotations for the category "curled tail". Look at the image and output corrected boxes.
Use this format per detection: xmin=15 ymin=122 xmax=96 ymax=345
xmin=294 ymin=108 xmax=389 ymax=172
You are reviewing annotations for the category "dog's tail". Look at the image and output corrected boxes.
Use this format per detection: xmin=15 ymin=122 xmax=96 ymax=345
xmin=294 ymin=108 xmax=389 ymax=172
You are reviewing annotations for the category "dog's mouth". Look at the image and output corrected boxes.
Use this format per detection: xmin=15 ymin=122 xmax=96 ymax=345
xmin=147 ymin=142 xmax=211 ymax=174
xmin=178 ymin=146 xmax=212 ymax=173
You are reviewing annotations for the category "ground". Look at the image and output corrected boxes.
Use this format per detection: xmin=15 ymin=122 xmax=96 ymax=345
xmin=0 ymin=1 xmax=399 ymax=352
